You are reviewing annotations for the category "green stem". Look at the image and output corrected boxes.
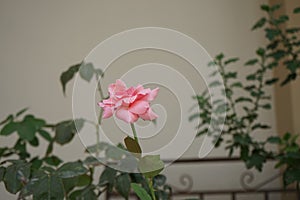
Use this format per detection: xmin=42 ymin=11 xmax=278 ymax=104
xmin=95 ymin=75 xmax=104 ymax=156
xmin=130 ymin=123 xmax=139 ymax=145
xmin=130 ymin=123 xmax=156 ymax=199
xmin=147 ymin=177 xmax=156 ymax=200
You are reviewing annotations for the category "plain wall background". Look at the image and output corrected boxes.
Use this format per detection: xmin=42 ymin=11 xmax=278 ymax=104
xmin=1 ymin=0 xmax=294 ymax=199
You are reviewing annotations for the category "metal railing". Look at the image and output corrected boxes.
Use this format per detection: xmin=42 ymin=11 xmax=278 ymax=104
xmin=106 ymin=157 xmax=300 ymax=200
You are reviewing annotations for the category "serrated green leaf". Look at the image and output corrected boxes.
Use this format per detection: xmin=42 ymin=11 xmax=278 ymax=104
xmin=115 ymin=173 xmax=131 ymax=199
xmin=246 ymin=152 xmax=266 ymax=171
xmin=252 ymin=17 xmax=267 ymax=30
xmin=224 ymin=57 xmax=239 ymax=65
xmin=252 ymin=123 xmax=271 ymax=130
xmin=79 ymin=62 xmax=95 ymax=82
xmin=83 ymin=156 xmax=100 ymax=166
xmin=57 ymin=161 xmax=88 ymax=178
xmin=293 ymin=7 xmax=300 ymax=14
xmin=105 ymin=145 xmax=124 ymax=160
xmin=286 ymin=60 xmax=300 ymax=73
xmin=38 ymin=129 xmax=52 ymax=142
xmin=265 ymin=28 xmax=280 ymax=41
xmin=260 ymin=104 xmax=271 ymax=110
xmin=99 ymin=167 xmax=117 ymax=192
xmin=261 ymin=4 xmax=270 ymax=12
xmin=138 ymin=155 xmax=164 ymax=178
xmin=0 ymin=122 xmax=17 ymax=136
xmin=256 ymin=48 xmax=265 ymax=56
xmin=60 ymin=63 xmax=81 ymax=95
xmin=246 ymin=74 xmax=256 ymax=81
xmin=230 ymin=82 xmax=243 ymax=88
xmin=215 ymin=53 xmax=224 ymax=61
xmin=131 ymin=183 xmax=152 ymax=200
xmin=286 ymin=27 xmax=300 ymax=34
xmin=244 ymin=59 xmax=258 ymax=66
xmin=214 ymin=103 xmax=227 ymax=114
xmin=267 ymin=136 xmax=282 ymax=144
xmin=55 ymin=119 xmax=84 ymax=145
xmin=44 ymin=156 xmax=62 ymax=166
xmin=29 ymin=137 xmax=39 ymax=147
xmin=283 ymin=132 xmax=291 ymax=141
xmin=30 ymin=157 xmax=43 ymax=170
xmin=274 ymin=15 xmax=289 ymax=25
xmin=153 ymin=174 xmax=166 ymax=187
xmin=4 ymin=162 xmax=31 ymax=194
xmin=225 ymin=72 xmax=237 ymax=79
xmin=16 ymin=108 xmax=29 ymax=117
xmin=281 ymin=73 xmax=297 ymax=86
xmin=265 ymin=78 xmax=279 ymax=85
xmin=0 ymin=114 xmax=13 ymax=126
xmin=17 ymin=121 xmax=36 ymax=141
xmin=208 ymin=61 xmax=216 ymax=67
xmin=69 ymin=185 xmax=97 ymax=200
xmin=86 ymin=142 xmax=108 ymax=153
xmin=46 ymin=141 xmax=53 ymax=156
xmin=270 ymin=4 xmax=281 ymax=12
xmin=17 ymin=115 xmax=46 ymax=141
xmin=28 ymin=171 xmax=64 ymax=200
xmin=77 ymin=174 xmax=91 ymax=186
xmin=284 ymin=168 xmax=300 ymax=186
xmin=209 ymin=80 xmax=221 ymax=87
xmin=268 ymin=49 xmax=286 ymax=60
xmin=267 ymin=40 xmax=279 ymax=50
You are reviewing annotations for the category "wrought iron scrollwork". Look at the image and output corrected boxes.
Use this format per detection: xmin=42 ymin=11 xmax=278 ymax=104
xmin=240 ymin=170 xmax=282 ymax=191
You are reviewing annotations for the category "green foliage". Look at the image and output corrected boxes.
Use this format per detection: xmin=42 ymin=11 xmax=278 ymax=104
xmin=191 ymin=3 xmax=300 ymax=187
xmin=3 ymin=161 xmax=31 ymax=194
xmin=131 ymin=183 xmax=152 ymax=200
xmin=69 ymin=185 xmax=97 ymax=200
xmin=79 ymin=63 xmax=95 ymax=82
xmin=115 ymin=173 xmax=131 ymax=199
xmin=0 ymin=28 xmax=169 ymax=200
xmin=57 ymin=161 xmax=88 ymax=178
xmin=60 ymin=63 xmax=81 ymax=95
xmin=138 ymin=155 xmax=164 ymax=178
xmin=60 ymin=62 xmax=103 ymax=95
xmin=124 ymin=136 xmax=142 ymax=158
xmin=55 ymin=119 xmax=84 ymax=145
xmin=99 ymin=167 xmax=117 ymax=191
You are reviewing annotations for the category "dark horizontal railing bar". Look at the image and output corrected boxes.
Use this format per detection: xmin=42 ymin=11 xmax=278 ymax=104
xmin=163 ymin=157 xmax=276 ymax=164
xmin=173 ymin=188 xmax=299 ymax=195
xmin=107 ymin=188 xmax=299 ymax=197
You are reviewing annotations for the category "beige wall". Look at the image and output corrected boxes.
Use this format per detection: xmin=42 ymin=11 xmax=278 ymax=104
xmin=0 ymin=0 xmax=287 ymax=199
xmin=271 ymin=0 xmax=300 ymax=137
xmin=287 ymin=1 xmax=300 ymax=136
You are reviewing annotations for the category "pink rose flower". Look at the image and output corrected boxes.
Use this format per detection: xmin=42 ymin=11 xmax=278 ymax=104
xmin=98 ymin=79 xmax=159 ymax=123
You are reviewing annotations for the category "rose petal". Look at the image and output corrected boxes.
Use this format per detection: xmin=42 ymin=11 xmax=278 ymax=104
xmin=102 ymin=107 xmax=114 ymax=119
xmin=116 ymin=107 xmax=138 ymax=123
xmin=142 ymin=87 xmax=159 ymax=101
xmin=139 ymin=108 xmax=158 ymax=121
xmin=129 ymin=100 xmax=149 ymax=114
xmin=108 ymin=79 xmax=127 ymax=97
xmin=101 ymin=98 xmax=116 ymax=105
